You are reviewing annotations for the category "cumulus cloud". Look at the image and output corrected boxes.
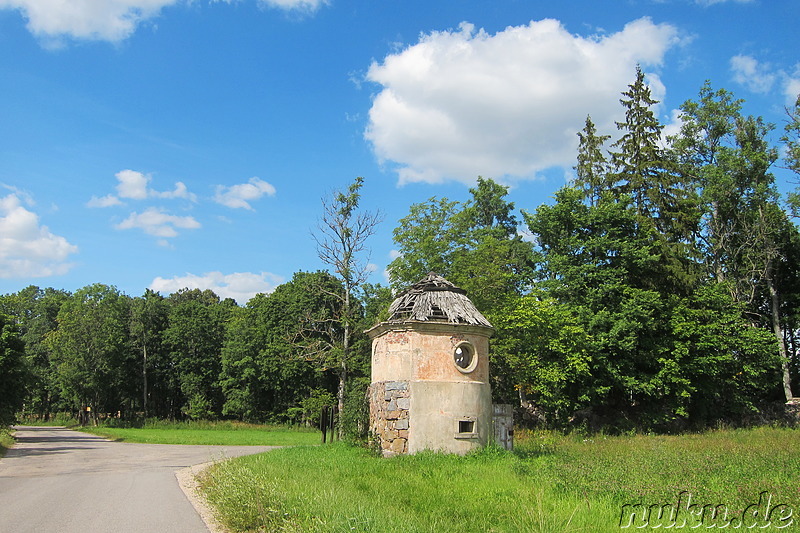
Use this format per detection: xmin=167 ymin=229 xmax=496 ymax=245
xmin=0 ymin=0 xmax=179 ymax=43
xmin=115 ymin=207 xmax=201 ymax=238
xmin=730 ymin=55 xmax=777 ymax=94
xmin=365 ymin=18 xmax=683 ymax=185
xmin=115 ymin=169 xmax=150 ymax=200
xmin=87 ymin=169 xmax=197 ymax=207
xmin=150 ymin=270 xmax=284 ymax=304
xmin=784 ymin=65 xmax=800 ymax=105
xmin=214 ymin=177 xmax=276 ymax=210
xmin=730 ymin=56 xmax=800 ymax=105
xmin=0 ymin=193 xmax=78 ymax=278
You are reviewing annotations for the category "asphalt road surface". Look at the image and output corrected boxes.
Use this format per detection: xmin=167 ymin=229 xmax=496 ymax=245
xmin=0 ymin=426 xmax=279 ymax=533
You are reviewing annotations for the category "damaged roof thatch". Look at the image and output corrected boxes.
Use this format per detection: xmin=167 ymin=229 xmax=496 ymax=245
xmin=386 ymin=273 xmax=492 ymax=327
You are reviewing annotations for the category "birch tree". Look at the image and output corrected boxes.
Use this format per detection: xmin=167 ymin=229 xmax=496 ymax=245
xmin=313 ymin=177 xmax=382 ymax=434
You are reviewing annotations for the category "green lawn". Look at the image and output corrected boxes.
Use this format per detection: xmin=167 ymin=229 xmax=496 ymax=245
xmin=199 ymin=427 xmax=800 ymax=532
xmin=80 ymin=420 xmax=321 ymax=446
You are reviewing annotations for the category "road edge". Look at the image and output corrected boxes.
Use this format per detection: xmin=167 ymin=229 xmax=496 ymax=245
xmin=176 ymin=461 xmax=229 ymax=533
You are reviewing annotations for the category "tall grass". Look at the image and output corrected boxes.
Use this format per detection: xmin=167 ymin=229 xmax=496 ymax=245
xmin=201 ymin=443 xmax=615 ymax=532
xmin=200 ymin=427 xmax=800 ymax=532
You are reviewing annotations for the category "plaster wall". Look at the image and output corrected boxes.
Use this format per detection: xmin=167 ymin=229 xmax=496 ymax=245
xmin=406 ymin=380 xmax=491 ymax=455
xmin=370 ymin=324 xmax=490 ymax=384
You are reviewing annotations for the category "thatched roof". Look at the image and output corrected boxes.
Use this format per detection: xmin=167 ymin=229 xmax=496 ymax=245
xmin=386 ymin=273 xmax=492 ymax=327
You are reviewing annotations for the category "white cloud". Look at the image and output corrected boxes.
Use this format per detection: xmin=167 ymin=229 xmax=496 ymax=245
xmin=0 ymin=0 xmax=179 ymax=43
xmin=153 ymin=180 xmax=195 ymax=200
xmin=258 ymin=0 xmax=328 ymax=12
xmin=115 ymin=207 xmax=201 ymax=238
xmin=662 ymin=108 xmax=685 ymax=145
xmin=0 ymin=0 xmax=327 ymax=43
xmin=87 ymin=194 xmax=123 ymax=208
xmin=695 ymin=0 xmax=753 ymax=5
xmin=0 ymin=193 xmax=78 ymax=278
xmin=214 ymin=177 xmax=276 ymax=210
xmin=785 ymin=65 xmax=800 ymax=105
xmin=730 ymin=56 xmax=800 ymax=105
xmin=150 ymin=271 xmax=284 ymax=304
xmin=88 ymin=169 xmax=197 ymax=207
xmin=365 ymin=18 xmax=683 ymax=185
xmin=115 ymin=169 xmax=150 ymax=200
xmin=730 ymin=54 xmax=777 ymax=94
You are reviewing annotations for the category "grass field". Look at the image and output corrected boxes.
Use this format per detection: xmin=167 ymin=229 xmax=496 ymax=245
xmin=80 ymin=420 xmax=322 ymax=446
xmin=199 ymin=427 xmax=800 ymax=532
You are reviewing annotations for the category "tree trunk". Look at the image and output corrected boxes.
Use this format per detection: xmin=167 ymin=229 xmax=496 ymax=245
xmin=767 ymin=274 xmax=794 ymax=401
xmin=711 ymin=201 xmax=726 ymax=284
xmin=142 ymin=343 xmax=148 ymax=417
xmin=338 ymin=287 xmax=350 ymax=440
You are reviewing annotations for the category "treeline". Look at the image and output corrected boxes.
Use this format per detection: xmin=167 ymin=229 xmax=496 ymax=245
xmin=2 ymin=70 xmax=800 ymax=433
xmin=0 ymin=275 xmax=391 ymax=431
xmin=389 ymin=70 xmax=800 ymax=431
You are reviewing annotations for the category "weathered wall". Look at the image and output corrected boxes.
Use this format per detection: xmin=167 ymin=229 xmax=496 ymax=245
xmin=406 ymin=380 xmax=491 ymax=455
xmin=369 ymin=322 xmax=492 ymax=456
xmin=370 ymin=323 xmax=490 ymax=383
xmin=369 ymin=380 xmax=410 ymax=455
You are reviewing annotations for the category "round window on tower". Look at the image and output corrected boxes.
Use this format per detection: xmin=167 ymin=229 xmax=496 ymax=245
xmin=453 ymin=342 xmax=477 ymax=373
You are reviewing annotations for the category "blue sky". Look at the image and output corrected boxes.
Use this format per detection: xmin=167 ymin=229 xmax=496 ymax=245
xmin=0 ymin=0 xmax=798 ymax=303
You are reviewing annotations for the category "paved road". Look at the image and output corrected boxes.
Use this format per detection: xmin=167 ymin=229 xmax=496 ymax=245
xmin=0 ymin=426 xmax=279 ymax=533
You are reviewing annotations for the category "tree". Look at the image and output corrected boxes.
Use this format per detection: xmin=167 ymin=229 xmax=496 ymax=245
xmin=0 ymin=313 xmax=26 ymax=426
xmin=671 ymin=82 xmax=745 ymax=284
xmin=782 ymin=94 xmax=800 ymax=214
xmin=130 ymin=289 xmax=168 ymax=417
xmin=389 ymin=178 xmax=535 ymax=314
xmin=610 ymin=66 xmax=668 ymax=215
xmin=220 ymin=272 xmax=339 ymax=422
xmin=491 ymin=293 xmax=592 ymax=426
xmin=673 ymin=86 xmax=798 ymax=402
xmin=450 ymin=178 xmax=536 ymax=312
xmin=312 ymin=177 xmax=383 ymax=434
xmin=575 ymin=115 xmax=612 ymax=207
xmin=48 ymin=284 xmax=132 ymax=425
xmin=611 ymin=67 xmax=701 ymax=291
xmin=388 ymin=197 xmax=463 ymax=286
xmin=164 ymin=289 xmax=233 ymax=419
xmin=0 ymin=286 xmax=70 ymax=420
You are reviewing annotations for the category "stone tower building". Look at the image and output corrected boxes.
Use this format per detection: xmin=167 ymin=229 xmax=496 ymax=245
xmin=366 ymin=273 xmax=493 ymax=456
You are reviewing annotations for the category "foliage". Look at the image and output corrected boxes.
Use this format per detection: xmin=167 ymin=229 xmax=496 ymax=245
xmin=0 ymin=427 xmax=14 ymax=457
xmin=782 ymin=94 xmax=800 ymax=213
xmin=312 ymin=177 xmax=383 ymax=436
xmin=0 ymin=314 xmax=26 ymax=426
xmin=129 ymin=289 xmax=169 ymax=417
xmin=0 ymin=286 xmax=70 ymax=420
xmin=47 ymin=284 xmax=133 ymax=424
xmin=492 ymin=293 xmax=592 ymax=424
xmin=220 ymin=271 xmax=340 ymax=423
xmin=389 ymin=177 xmax=535 ymax=314
xmin=164 ymin=289 xmax=234 ymax=419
